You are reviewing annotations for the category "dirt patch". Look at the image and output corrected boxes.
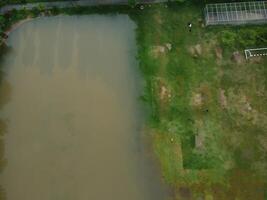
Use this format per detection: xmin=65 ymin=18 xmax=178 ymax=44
xmin=158 ymin=80 xmax=172 ymax=104
xmin=191 ymin=92 xmax=203 ymax=107
xmin=195 ymin=133 xmax=205 ymax=150
xmin=231 ymin=51 xmax=244 ymax=65
xmin=249 ymin=56 xmax=263 ymax=64
xmin=215 ymin=47 xmax=223 ymax=60
xmin=228 ymin=89 xmax=250 ymax=111
xmin=188 ymin=44 xmax=202 ymax=57
xmin=195 ymin=120 xmax=205 ymax=150
xmin=191 ymin=84 xmax=211 ymax=108
xmin=151 ymin=45 xmax=166 ymax=57
xmin=195 ymin=44 xmax=202 ymax=55
xmin=188 ymin=47 xmax=196 ymax=57
xmin=219 ymin=89 xmax=227 ymax=109
xmin=226 ymin=89 xmax=262 ymax=124
xmin=160 ymin=85 xmax=168 ymax=100
xmin=151 ymin=43 xmax=172 ymax=58
xmin=239 ymin=95 xmax=252 ymax=114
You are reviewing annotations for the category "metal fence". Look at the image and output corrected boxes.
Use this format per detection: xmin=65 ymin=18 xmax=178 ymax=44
xmin=205 ymin=1 xmax=267 ymax=25
xmin=244 ymin=47 xmax=267 ymax=59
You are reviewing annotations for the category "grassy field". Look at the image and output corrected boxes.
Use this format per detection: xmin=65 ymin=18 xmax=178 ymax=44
xmin=133 ymin=2 xmax=267 ymax=199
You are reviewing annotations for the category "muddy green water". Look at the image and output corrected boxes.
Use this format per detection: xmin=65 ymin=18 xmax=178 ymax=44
xmin=0 ymin=15 xmax=169 ymax=200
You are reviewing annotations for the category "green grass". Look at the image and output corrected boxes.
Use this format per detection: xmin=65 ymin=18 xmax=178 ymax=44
xmin=134 ymin=2 xmax=267 ymax=199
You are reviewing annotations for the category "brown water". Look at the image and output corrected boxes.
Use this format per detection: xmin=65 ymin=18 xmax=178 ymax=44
xmin=0 ymin=15 xmax=169 ymax=200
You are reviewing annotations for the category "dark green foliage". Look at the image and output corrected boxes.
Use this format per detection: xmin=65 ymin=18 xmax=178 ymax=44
xmin=128 ymin=0 xmax=136 ymax=7
xmin=0 ymin=0 xmax=71 ymax=7
xmin=219 ymin=27 xmax=267 ymax=49
xmin=219 ymin=30 xmax=236 ymax=48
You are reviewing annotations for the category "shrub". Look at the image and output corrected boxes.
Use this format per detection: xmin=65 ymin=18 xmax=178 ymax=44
xmin=128 ymin=0 xmax=136 ymax=7
xmin=219 ymin=30 xmax=237 ymax=48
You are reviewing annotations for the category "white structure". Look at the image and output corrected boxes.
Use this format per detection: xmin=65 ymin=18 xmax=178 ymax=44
xmin=244 ymin=47 xmax=267 ymax=59
xmin=205 ymin=1 xmax=267 ymax=25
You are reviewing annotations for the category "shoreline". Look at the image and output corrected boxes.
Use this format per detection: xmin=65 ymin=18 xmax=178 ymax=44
xmin=0 ymin=17 xmax=34 ymax=47
xmin=4 ymin=17 xmax=33 ymax=36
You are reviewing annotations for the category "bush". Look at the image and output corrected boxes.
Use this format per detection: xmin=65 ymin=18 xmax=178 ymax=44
xmin=128 ymin=0 xmax=136 ymax=7
xmin=219 ymin=28 xmax=267 ymax=49
xmin=219 ymin=30 xmax=237 ymax=48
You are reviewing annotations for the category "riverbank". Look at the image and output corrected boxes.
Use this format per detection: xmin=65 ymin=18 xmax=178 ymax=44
xmin=0 ymin=2 xmax=267 ymax=200
xmin=4 ymin=17 xmax=33 ymax=35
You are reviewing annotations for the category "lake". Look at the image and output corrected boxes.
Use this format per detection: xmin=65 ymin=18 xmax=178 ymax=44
xmin=0 ymin=15 xmax=169 ymax=200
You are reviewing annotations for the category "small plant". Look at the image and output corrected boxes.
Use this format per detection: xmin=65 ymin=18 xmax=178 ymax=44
xmin=0 ymin=16 xmax=5 ymax=28
xmin=37 ymin=3 xmax=45 ymax=12
xmin=50 ymin=6 xmax=60 ymax=15
xmin=128 ymin=0 xmax=136 ymax=7
xmin=219 ymin=30 xmax=237 ymax=48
